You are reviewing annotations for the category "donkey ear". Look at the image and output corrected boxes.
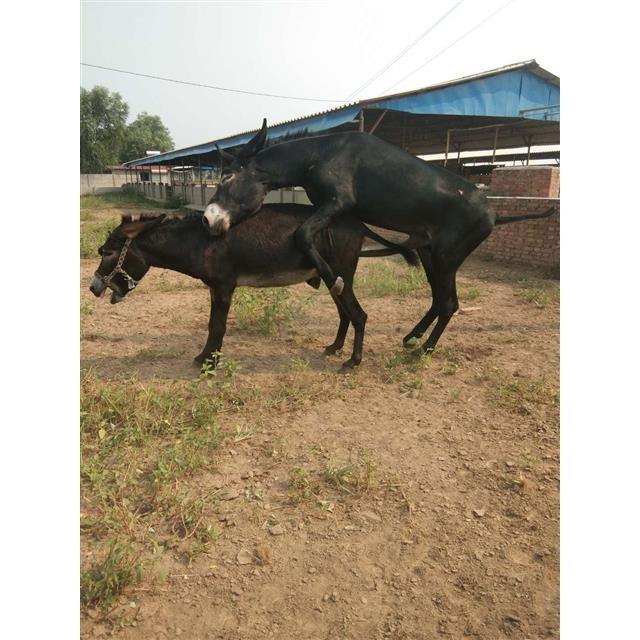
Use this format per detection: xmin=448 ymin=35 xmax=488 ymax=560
xmin=238 ymin=118 xmax=268 ymax=161
xmin=120 ymin=214 xmax=167 ymax=238
xmin=215 ymin=143 xmax=237 ymax=167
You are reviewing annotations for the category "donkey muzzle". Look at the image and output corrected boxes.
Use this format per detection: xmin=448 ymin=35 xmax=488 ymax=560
xmin=203 ymin=203 xmax=231 ymax=236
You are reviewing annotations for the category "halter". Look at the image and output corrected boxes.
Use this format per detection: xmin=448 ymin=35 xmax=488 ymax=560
xmin=95 ymin=237 xmax=139 ymax=292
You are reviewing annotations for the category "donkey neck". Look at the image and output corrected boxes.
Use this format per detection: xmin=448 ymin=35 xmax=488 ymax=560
xmin=253 ymin=139 xmax=318 ymax=188
xmin=136 ymin=220 xmax=209 ymax=280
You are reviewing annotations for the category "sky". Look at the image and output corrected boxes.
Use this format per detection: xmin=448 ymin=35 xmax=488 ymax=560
xmin=80 ymin=0 xmax=562 ymax=151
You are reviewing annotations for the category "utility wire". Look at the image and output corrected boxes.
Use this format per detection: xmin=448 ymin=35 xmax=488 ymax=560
xmin=345 ymin=1 xmax=465 ymax=102
xmin=383 ymin=0 xmax=518 ymax=94
xmin=81 ymin=62 xmax=347 ymax=103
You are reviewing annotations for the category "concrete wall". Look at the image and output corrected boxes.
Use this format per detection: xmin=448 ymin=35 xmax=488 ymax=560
xmin=81 ymin=174 xmax=123 ymax=195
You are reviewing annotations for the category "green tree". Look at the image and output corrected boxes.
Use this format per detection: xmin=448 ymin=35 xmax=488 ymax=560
xmin=80 ymin=86 xmax=129 ymax=173
xmin=120 ymin=112 xmax=174 ymax=163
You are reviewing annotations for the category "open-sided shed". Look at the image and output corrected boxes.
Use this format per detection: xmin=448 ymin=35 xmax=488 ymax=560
xmin=123 ymin=59 xmax=559 ymax=177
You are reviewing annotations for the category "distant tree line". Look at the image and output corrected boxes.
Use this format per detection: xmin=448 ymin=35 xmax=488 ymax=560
xmin=80 ymin=86 xmax=174 ymax=173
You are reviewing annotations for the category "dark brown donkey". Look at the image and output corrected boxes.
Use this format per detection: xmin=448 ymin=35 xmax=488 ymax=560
xmin=89 ymin=204 xmax=416 ymax=370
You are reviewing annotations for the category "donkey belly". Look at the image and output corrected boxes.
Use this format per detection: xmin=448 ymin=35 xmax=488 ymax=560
xmin=236 ymin=268 xmax=318 ymax=288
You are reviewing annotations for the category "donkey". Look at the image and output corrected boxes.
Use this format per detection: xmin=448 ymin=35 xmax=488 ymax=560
xmin=202 ymin=119 xmax=557 ymax=355
xmin=89 ymin=204 xmax=417 ymax=370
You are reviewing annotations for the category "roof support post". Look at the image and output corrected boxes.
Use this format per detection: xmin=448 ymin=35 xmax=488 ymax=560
xmin=358 ymin=110 xmax=365 ymax=133
xmin=199 ymin=156 xmax=204 ymax=206
xmin=523 ymin=135 xmax=533 ymax=165
xmin=492 ymin=126 xmax=500 ymax=165
xmin=444 ymin=129 xmax=451 ymax=168
xmin=368 ymin=110 xmax=388 ymax=135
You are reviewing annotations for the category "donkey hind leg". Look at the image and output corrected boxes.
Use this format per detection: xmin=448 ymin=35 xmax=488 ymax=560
xmin=294 ymin=201 xmax=353 ymax=295
xmin=403 ymin=246 xmax=439 ymax=346
xmin=333 ymin=284 xmax=367 ymax=370
xmin=324 ymin=291 xmax=351 ymax=355
xmin=417 ymin=218 xmax=492 ymax=354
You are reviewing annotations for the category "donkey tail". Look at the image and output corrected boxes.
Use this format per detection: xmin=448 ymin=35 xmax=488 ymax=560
xmin=494 ymin=206 xmax=558 ymax=226
xmin=358 ymin=224 xmax=420 ymax=267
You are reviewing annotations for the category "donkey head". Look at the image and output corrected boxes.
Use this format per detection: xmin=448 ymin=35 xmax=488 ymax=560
xmin=202 ymin=119 xmax=269 ymax=236
xmin=89 ymin=215 xmax=165 ymax=303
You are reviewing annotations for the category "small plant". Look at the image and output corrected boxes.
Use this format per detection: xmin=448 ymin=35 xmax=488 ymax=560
xmin=432 ymin=347 xmax=462 ymax=375
xmin=289 ymin=356 xmax=310 ymax=372
xmin=518 ymin=287 xmax=552 ymax=307
xmin=81 ymin=539 xmax=143 ymax=609
xmin=288 ymin=466 xmax=314 ymax=504
xmin=324 ymin=450 xmax=377 ymax=495
xmin=460 ymin=286 xmax=480 ymax=302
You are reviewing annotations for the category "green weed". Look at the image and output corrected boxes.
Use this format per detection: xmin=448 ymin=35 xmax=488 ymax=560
xmin=81 ymin=539 xmax=143 ymax=609
xmin=233 ymin=288 xmax=313 ymax=335
xmin=324 ymin=450 xmax=377 ymax=495
xmin=355 ymin=258 xmax=426 ymax=297
xmin=517 ymin=286 xmax=558 ymax=307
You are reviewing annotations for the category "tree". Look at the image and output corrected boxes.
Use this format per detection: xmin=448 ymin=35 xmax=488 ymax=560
xmin=120 ymin=112 xmax=174 ymax=163
xmin=80 ymin=86 xmax=128 ymax=173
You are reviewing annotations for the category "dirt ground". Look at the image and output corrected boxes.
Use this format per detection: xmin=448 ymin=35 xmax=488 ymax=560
xmin=80 ymin=207 xmax=559 ymax=640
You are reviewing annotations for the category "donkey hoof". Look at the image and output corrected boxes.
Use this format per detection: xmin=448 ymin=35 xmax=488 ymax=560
xmin=339 ymin=358 xmax=359 ymax=372
xmin=193 ymin=355 xmax=205 ymax=367
xmin=330 ymin=276 xmax=344 ymax=295
xmin=324 ymin=344 xmax=341 ymax=356
xmin=403 ymin=335 xmax=421 ymax=348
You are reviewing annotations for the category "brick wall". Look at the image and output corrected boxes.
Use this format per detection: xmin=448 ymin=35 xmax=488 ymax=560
xmin=475 ymin=197 xmax=560 ymax=268
xmin=490 ymin=166 xmax=560 ymax=198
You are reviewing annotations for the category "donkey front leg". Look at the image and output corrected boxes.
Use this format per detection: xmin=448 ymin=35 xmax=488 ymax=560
xmin=193 ymin=285 xmax=235 ymax=367
xmin=294 ymin=199 xmax=353 ymax=295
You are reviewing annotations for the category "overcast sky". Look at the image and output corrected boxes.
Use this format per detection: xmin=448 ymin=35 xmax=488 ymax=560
xmin=80 ymin=0 xmax=562 ymax=151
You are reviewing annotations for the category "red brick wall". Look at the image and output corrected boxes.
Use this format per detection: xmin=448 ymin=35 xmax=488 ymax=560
xmin=475 ymin=197 xmax=560 ymax=268
xmin=490 ymin=166 xmax=560 ymax=198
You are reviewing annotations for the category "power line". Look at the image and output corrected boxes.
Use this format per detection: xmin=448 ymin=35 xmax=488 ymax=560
xmin=81 ymin=63 xmax=347 ymax=103
xmin=345 ymin=1 xmax=465 ymax=101
xmin=383 ymin=0 xmax=518 ymax=94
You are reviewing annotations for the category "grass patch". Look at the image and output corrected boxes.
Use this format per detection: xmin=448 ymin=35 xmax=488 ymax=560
xmin=459 ymin=285 xmax=481 ymax=302
xmin=81 ymin=539 xmax=143 ymax=609
xmin=80 ymin=192 xmax=187 ymax=259
xmin=233 ymin=288 xmax=313 ymax=335
xmin=81 ymin=217 xmax=119 ymax=258
xmin=517 ymin=285 xmax=559 ymax=307
xmin=81 ymin=191 xmax=184 ymax=215
xmin=482 ymin=366 xmax=558 ymax=415
xmin=80 ymin=371 xmax=223 ymax=605
xmin=355 ymin=258 xmax=426 ymax=297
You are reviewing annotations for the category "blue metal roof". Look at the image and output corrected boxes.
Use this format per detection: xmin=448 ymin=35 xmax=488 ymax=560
xmin=125 ymin=60 xmax=559 ymax=168
xmin=365 ymin=67 xmax=559 ymax=120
